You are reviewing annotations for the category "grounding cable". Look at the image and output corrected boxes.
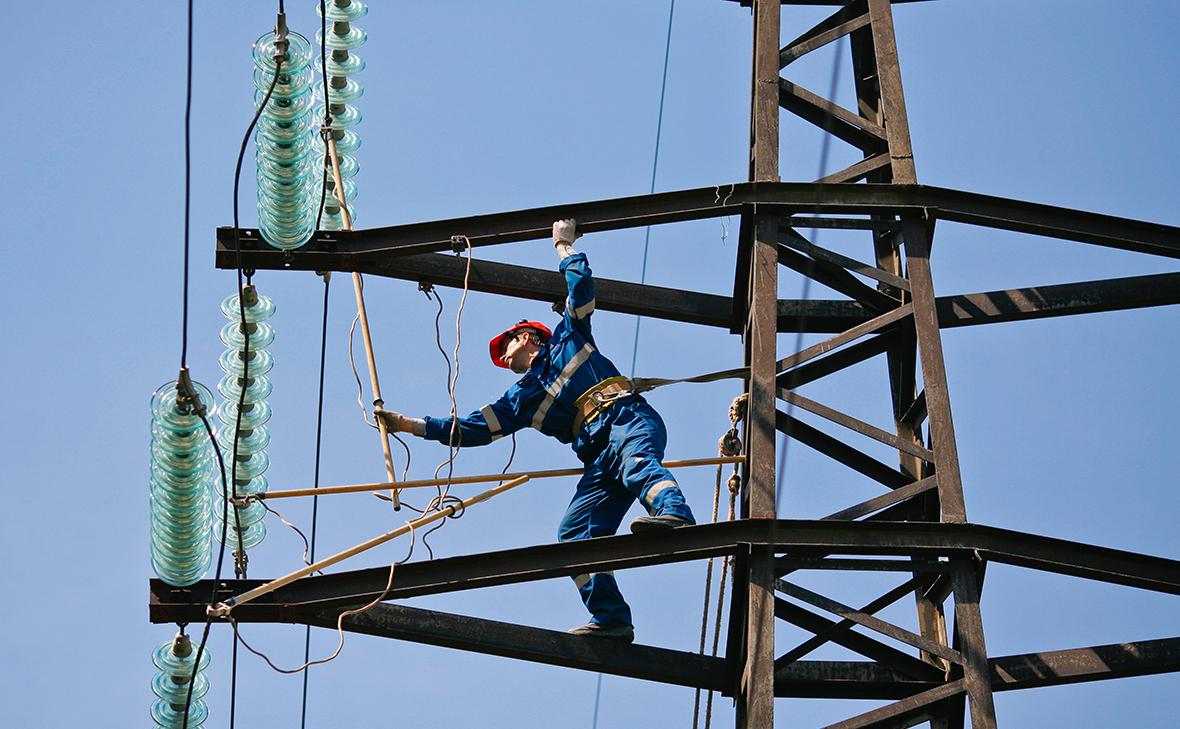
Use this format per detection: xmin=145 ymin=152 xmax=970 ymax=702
xmin=234 ymin=523 xmax=418 ymax=675
xmin=420 ymin=236 xmax=474 ymax=557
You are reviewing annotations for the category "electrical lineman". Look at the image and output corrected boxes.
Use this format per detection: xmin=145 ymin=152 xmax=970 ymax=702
xmin=377 ymin=219 xmax=696 ymax=642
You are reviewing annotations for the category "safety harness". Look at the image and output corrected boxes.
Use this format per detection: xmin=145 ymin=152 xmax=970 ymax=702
xmin=571 ymin=366 xmax=751 ymax=434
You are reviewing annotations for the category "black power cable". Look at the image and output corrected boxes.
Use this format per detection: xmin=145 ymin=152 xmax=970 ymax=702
xmin=180 ymin=0 xmax=194 ymax=368
xmin=301 ymin=4 xmax=333 ymax=721
xmin=178 ymin=20 xmax=286 ymax=729
xmin=314 ymin=0 xmax=332 ymax=232
xmin=299 ymin=274 xmax=331 ymax=729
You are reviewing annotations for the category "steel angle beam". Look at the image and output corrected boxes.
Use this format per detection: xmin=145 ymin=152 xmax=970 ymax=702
xmin=150 ymin=520 xmax=1180 ymax=624
xmin=361 ymin=252 xmax=736 ymax=328
xmin=770 ymin=637 xmax=1180 ymax=699
xmin=990 ymin=637 xmax=1180 ymax=690
xmin=773 ymin=660 xmax=939 ymax=700
xmin=780 ymin=0 xmax=870 ymax=69
xmin=936 ymin=271 xmax=1180 ymax=328
xmin=922 ymin=186 xmax=1180 ymax=258
xmin=300 ymin=602 xmax=728 ymax=690
xmin=777 ymin=270 xmax=1180 ymax=334
xmin=215 ymin=183 xmax=1180 ymax=271
xmin=354 ymin=257 xmax=1180 ymax=332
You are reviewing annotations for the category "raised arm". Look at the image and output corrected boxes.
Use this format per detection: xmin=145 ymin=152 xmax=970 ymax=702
xmin=553 ymin=219 xmax=595 ymax=336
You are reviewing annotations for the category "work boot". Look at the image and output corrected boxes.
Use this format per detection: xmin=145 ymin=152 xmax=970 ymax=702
xmin=629 ymin=514 xmax=694 ymax=533
xmin=567 ymin=622 xmax=635 ymax=642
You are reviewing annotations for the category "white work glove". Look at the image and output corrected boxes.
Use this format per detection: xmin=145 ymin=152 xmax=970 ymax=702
xmin=374 ymin=409 xmax=425 ymax=436
xmin=552 ymin=218 xmax=580 ymax=259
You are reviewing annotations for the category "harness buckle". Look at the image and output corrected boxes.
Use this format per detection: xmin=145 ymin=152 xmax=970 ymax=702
xmin=590 ymin=388 xmax=633 ymax=406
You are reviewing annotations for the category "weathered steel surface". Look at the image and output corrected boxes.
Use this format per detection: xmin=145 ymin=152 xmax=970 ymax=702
xmin=776 ymin=579 xmax=963 ymax=664
xmin=950 ymin=558 xmax=998 ymax=728
xmin=303 ymin=602 xmax=729 ymax=690
xmin=776 ymin=409 xmax=915 ymax=489
xmin=776 ymin=239 xmax=899 ymax=311
xmin=822 ymin=680 xmax=965 ymax=729
xmin=214 ymin=183 xmax=1180 ymax=268
xmin=774 ymin=660 xmax=938 ymax=700
xmin=302 ymin=250 xmax=1180 ymax=334
xmin=777 ymin=388 xmax=936 ymax=462
xmin=150 ymin=520 xmax=1180 ymax=624
xmin=991 ymin=637 xmax=1180 ymax=690
xmin=741 ymin=3 xmax=782 ymax=725
xmin=774 ymin=589 xmax=941 ymax=679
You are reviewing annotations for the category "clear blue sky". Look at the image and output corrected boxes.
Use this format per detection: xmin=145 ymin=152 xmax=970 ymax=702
xmin=2 ymin=2 xmax=1178 ymax=727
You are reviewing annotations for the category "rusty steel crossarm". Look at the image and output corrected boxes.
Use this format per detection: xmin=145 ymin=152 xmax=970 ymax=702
xmin=774 ymin=660 xmax=939 ymax=700
xmin=300 ymin=602 xmax=729 ymax=690
xmin=990 ymin=636 xmax=1180 ymax=690
xmin=351 ymin=255 xmax=1179 ymax=333
xmin=214 ymin=182 xmax=919 ymax=268
xmin=936 ymin=271 xmax=1180 ymax=328
xmin=150 ymin=520 xmax=1180 ymax=624
xmin=924 ymin=186 xmax=1180 ymax=258
xmin=215 ymin=183 xmax=1180 ymax=272
xmin=772 ymin=637 xmax=1180 ymax=699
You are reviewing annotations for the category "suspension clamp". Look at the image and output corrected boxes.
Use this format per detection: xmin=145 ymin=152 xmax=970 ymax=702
xmin=175 ymin=367 xmax=207 ymax=417
xmin=273 ymin=12 xmax=289 ymax=59
xmin=450 ymin=235 xmax=470 ymax=254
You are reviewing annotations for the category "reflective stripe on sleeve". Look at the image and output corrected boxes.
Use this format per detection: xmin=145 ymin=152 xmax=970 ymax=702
xmin=480 ymin=404 xmax=502 ymax=435
xmin=567 ymin=297 xmax=596 ymax=320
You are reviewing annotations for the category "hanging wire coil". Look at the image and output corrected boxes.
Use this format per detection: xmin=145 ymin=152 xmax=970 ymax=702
xmin=253 ymin=30 xmax=318 ymax=249
xmin=315 ymin=0 xmax=367 ymax=229
xmin=151 ymin=632 xmax=211 ymax=728
xmin=149 ymin=379 xmax=216 ymax=587
xmin=215 ymin=287 xmax=276 ymax=551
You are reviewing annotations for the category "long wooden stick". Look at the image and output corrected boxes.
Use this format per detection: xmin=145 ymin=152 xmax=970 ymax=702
xmin=326 ymin=134 xmax=400 ymax=508
xmin=211 ymin=475 xmax=532 ymax=615
xmin=259 ymin=455 xmax=747 ymax=501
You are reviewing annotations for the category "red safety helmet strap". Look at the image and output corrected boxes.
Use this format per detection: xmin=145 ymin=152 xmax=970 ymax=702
xmin=489 ymin=320 xmax=552 ymax=368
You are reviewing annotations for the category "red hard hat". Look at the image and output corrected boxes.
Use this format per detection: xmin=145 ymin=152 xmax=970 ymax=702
xmin=489 ymin=320 xmax=552 ymax=368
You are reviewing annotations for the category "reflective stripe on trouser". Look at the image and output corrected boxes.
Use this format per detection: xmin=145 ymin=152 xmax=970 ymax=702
xmin=557 ymin=401 xmax=695 ymax=626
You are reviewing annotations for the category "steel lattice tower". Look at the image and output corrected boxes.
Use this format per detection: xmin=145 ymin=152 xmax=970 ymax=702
xmin=153 ymin=2 xmax=1180 ymax=726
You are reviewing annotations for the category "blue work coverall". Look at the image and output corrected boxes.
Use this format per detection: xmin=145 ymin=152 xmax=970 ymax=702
xmin=419 ymin=252 xmax=695 ymax=628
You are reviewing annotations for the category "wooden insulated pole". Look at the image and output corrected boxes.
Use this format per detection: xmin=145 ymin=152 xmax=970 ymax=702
xmin=326 ymin=134 xmax=401 ymax=509
xmin=260 ymin=455 xmax=748 ymax=500
xmin=211 ymin=475 xmax=532 ymax=614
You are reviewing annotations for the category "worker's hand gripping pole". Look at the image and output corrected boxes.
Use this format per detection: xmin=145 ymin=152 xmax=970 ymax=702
xmin=325 ymin=133 xmax=401 ymax=509
xmin=207 ymin=475 xmax=531 ymax=616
